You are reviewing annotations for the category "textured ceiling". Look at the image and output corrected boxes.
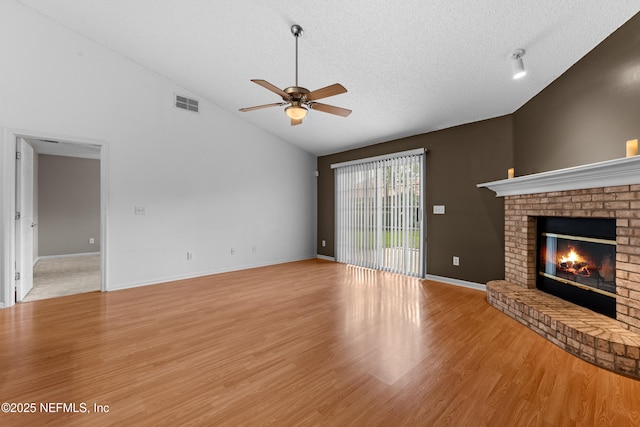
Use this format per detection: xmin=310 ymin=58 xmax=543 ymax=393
xmin=16 ymin=0 xmax=640 ymax=156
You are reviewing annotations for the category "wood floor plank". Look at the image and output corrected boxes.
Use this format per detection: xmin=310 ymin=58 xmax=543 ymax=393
xmin=2 ymin=259 xmax=640 ymax=426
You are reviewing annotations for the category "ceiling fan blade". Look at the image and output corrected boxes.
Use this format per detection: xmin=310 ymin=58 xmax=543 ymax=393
xmin=306 ymin=83 xmax=347 ymax=101
xmin=251 ymin=79 xmax=290 ymax=99
xmin=239 ymin=102 xmax=286 ymax=112
xmin=309 ymin=102 xmax=352 ymax=117
xmin=291 ymin=118 xmax=303 ymax=126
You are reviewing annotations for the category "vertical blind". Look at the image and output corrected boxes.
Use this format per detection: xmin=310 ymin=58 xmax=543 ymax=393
xmin=333 ymin=150 xmax=424 ymax=277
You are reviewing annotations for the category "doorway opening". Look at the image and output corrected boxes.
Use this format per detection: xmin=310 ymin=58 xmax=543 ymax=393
xmin=332 ymin=149 xmax=425 ymax=277
xmin=6 ymin=131 xmax=108 ymax=307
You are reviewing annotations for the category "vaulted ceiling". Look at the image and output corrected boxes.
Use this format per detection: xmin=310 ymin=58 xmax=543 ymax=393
xmin=16 ymin=1 xmax=640 ymax=155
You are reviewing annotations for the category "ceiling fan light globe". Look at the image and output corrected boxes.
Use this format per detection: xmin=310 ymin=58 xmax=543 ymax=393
xmin=285 ymin=105 xmax=307 ymax=120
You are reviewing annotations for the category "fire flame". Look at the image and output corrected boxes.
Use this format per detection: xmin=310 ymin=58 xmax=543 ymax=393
xmin=557 ymin=247 xmax=592 ymax=276
xmin=559 ymin=249 xmax=581 ymax=264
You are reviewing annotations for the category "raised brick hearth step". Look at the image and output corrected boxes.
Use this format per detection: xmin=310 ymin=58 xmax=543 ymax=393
xmin=487 ymin=280 xmax=640 ymax=379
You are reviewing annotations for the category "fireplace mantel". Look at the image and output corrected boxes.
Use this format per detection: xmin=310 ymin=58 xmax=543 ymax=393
xmin=477 ymin=156 xmax=640 ymax=197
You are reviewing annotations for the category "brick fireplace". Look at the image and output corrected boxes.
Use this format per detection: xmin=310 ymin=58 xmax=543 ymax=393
xmin=478 ymin=157 xmax=640 ymax=378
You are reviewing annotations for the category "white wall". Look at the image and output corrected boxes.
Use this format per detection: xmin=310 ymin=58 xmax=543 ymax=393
xmin=0 ymin=1 xmax=317 ymax=302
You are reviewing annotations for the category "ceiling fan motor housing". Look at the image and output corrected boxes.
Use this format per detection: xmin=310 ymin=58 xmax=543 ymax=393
xmin=283 ymin=86 xmax=310 ymax=103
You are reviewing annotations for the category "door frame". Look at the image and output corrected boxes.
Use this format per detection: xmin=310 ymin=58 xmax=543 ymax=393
xmin=1 ymin=128 xmax=109 ymax=308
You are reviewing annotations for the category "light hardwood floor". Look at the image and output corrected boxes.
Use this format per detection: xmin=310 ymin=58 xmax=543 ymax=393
xmin=1 ymin=259 xmax=640 ymax=426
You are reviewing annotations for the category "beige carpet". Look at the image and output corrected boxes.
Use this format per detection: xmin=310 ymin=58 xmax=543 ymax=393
xmin=23 ymin=255 xmax=101 ymax=302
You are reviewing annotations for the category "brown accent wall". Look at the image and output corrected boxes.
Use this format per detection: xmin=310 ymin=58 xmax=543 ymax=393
xmin=318 ymin=12 xmax=640 ymax=285
xmin=317 ymin=116 xmax=512 ymax=284
xmin=513 ymin=12 xmax=640 ymax=176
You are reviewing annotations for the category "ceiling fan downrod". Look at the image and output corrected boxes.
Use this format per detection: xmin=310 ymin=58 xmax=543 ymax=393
xmin=291 ymin=24 xmax=303 ymax=87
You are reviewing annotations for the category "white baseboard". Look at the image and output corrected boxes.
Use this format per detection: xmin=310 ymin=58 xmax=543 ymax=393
xmin=423 ymin=274 xmax=486 ymax=291
xmin=107 ymin=255 xmax=317 ymax=292
xmin=39 ymin=252 xmax=100 ymax=260
xmin=317 ymin=259 xmax=486 ymax=291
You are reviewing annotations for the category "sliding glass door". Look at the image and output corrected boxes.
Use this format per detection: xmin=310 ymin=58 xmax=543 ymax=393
xmin=334 ymin=150 xmax=424 ymax=277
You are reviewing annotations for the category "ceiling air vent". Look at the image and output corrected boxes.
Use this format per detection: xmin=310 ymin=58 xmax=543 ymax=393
xmin=175 ymin=95 xmax=199 ymax=113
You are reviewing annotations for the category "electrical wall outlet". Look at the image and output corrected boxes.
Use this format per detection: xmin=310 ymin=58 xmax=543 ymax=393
xmin=252 ymin=246 xmax=257 ymax=253
xmin=453 ymin=256 xmax=460 ymax=266
xmin=135 ymin=206 xmax=146 ymax=215
xmin=322 ymin=240 xmax=326 ymax=247
xmin=231 ymin=248 xmax=235 ymax=255
xmin=187 ymin=251 xmax=194 ymax=261
xmin=433 ymin=205 xmax=445 ymax=215
xmin=89 ymin=238 xmax=95 ymax=244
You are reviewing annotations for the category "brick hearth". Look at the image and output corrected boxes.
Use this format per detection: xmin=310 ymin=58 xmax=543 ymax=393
xmin=487 ymin=280 xmax=640 ymax=378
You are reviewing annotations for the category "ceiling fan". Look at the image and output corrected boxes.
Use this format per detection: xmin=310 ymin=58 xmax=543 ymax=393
xmin=239 ymin=24 xmax=351 ymax=126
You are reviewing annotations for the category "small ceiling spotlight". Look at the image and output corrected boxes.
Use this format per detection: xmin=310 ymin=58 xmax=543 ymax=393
xmin=511 ymin=49 xmax=526 ymax=79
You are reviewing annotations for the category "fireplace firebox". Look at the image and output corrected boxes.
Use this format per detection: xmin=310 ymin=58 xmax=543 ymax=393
xmin=537 ymin=217 xmax=616 ymax=318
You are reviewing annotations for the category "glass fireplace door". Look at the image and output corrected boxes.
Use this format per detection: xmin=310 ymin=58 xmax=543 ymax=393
xmin=537 ymin=217 xmax=616 ymax=318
